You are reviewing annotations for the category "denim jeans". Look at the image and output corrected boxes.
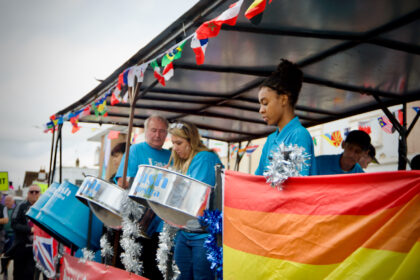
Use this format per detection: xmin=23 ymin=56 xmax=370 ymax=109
xmin=174 ymin=232 xmax=214 ymax=280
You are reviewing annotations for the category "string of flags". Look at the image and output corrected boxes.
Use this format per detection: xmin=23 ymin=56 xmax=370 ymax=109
xmin=44 ymin=0 xmax=273 ymax=134
xmin=230 ymin=144 xmax=259 ymax=157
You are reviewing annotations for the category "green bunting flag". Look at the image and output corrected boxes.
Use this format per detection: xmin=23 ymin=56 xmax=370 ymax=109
xmin=161 ymin=40 xmax=187 ymax=67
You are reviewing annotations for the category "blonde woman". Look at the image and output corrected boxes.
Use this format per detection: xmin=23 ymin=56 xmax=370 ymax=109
xmin=169 ymin=121 xmax=221 ymax=280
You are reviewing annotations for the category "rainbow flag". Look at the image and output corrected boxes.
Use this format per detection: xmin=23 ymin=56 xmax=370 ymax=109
xmin=224 ymin=170 xmax=420 ymax=279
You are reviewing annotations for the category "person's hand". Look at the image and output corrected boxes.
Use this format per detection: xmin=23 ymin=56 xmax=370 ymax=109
xmin=117 ymin=177 xmax=130 ymax=189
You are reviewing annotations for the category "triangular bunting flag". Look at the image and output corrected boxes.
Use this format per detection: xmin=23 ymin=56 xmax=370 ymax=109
xmin=245 ymin=0 xmax=267 ymax=25
xmin=161 ymin=41 xmax=187 ymax=67
xmin=91 ymin=102 xmax=99 ymax=117
xmin=80 ymin=105 xmax=91 ymax=117
xmin=127 ymin=63 xmax=148 ymax=87
xmin=162 ymin=62 xmax=174 ymax=81
xmin=151 ymin=60 xmax=165 ymax=86
xmin=196 ymin=0 xmax=244 ymax=40
xmin=245 ymin=145 xmax=259 ymax=155
xmin=378 ymin=116 xmax=395 ymax=134
xmin=191 ymin=34 xmax=209 ymax=65
xmin=321 ymin=130 xmax=343 ymax=147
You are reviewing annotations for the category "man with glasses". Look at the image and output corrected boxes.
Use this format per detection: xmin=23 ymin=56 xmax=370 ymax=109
xmin=9 ymin=184 xmax=41 ymax=279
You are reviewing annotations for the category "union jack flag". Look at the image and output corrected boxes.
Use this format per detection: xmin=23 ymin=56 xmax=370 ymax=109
xmin=33 ymin=225 xmax=57 ymax=278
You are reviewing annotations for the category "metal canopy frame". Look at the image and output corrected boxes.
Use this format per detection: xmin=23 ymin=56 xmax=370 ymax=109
xmin=55 ymin=0 xmax=420 ymax=169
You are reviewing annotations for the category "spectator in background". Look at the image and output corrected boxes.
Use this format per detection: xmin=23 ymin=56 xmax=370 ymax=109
xmin=316 ymin=130 xmax=371 ymax=175
xmin=109 ymin=142 xmax=126 ymax=184
xmin=411 ymin=154 xmax=420 ymax=170
xmin=0 ymin=199 xmax=8 ymax=253
xmin=358 ymin=144 xmax=379 ymax=169
xmin=1 ymin=195 xmax=15 ymax=280
xmin=9 ymin=184 xmax=41 ymax=280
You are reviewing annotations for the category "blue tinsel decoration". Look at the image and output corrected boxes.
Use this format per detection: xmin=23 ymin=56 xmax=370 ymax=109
xmin=199 ymin=209 xmax=223 ymax=280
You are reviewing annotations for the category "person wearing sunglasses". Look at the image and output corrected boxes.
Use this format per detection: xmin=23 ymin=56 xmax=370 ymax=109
xmin=7 ymin=184 xmax=41 ymax=279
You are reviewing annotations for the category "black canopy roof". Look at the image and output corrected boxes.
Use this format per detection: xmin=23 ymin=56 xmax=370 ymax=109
xmin=55 ymin=0 xmax=420 ymax=143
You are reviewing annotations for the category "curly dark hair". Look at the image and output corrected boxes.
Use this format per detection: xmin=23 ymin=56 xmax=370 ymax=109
xmin=261 ymin=59 xmax=303 ymax=107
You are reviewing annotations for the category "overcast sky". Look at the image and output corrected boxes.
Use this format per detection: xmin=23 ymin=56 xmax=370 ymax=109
xmin=0 ymin=0 xmax=198 ymax=188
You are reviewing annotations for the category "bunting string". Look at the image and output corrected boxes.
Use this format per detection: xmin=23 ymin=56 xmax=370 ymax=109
xmin=44 ymin=0 xmax=274 ymax=134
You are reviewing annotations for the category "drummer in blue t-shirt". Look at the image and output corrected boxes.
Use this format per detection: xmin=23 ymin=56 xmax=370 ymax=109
xmin=168 ymin=121 xmax=222 ymax=280
xmin=115 ymin=114 xmax=171 ymax=280
xmin=316 ymin=130 xmax=371 ymax=175
xmin=255 ymin=59 xmax=317 ymax=176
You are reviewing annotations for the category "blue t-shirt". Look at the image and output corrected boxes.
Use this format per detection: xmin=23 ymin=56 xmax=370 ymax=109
xmin=116 ymin=142 xmax=171 ymax=179
xmin=186 ymin=151 xmax=222 ymax=187
xmin=255 ymin=117 xmax=317 ymax=176
xmin=180 ymin=151 xmax=222 ymax=240
xmin=316 ymin=154 xmax=365 ymax=175
xmin=116 ymin=142 xmax=170 ymax=234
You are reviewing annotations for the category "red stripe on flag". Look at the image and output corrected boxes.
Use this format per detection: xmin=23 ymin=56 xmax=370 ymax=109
xmin=224 ymin=170 xmax=420 ymax=215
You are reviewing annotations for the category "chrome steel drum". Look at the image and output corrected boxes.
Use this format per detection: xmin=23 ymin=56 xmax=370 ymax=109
xmin=129 ymin=165 xmax=212 ymax=229
xmin=76 ymin=176 xmax=126 ymax=229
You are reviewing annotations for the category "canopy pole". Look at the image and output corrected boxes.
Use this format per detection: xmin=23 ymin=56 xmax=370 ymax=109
xmin=398 ymin=103 xmax=408 ymax=170
xmin=59 ymin=124 xmax=63 ymax=182
xmin=121 ymin=79 xmax=142 ymax=189
xmin=227 ymin=141 xmax=231 ymax=170
xmin=372 ymin=94 xmax=409 ymax=170
xmin=47 ymin=128 xmax=55 ymax=186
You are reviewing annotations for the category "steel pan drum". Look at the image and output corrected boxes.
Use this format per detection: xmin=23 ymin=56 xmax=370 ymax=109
xmin=76 ymin=176 xmax=126 ymax=229
xmin=129 ymin=165 xmax=212 ymax=229
xmin=26 ymin=182 xmax=60 ymax=222
xmin=36 ymin=180 xmax=103 ymax=250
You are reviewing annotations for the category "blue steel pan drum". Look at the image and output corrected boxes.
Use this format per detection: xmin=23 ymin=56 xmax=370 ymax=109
xmin=26 ymin=181 xmax=60 ymax=223
xmin=76 ymin=176 xmax=127 ymax=229
xmin=35 ymin=180 xmax=103 ymax=250
xmin=129 ymin=165 xmax=212 ymax=230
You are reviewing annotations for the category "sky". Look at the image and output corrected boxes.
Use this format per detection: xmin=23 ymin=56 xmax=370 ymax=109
xmin=0 ymin=0 xmax=198 ymax=188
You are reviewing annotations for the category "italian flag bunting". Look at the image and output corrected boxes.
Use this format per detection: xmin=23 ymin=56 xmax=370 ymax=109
xmin=151 ymin=60 xmax=165 ymax=86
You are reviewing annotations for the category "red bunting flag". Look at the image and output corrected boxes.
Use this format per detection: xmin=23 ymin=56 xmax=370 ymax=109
xmin=244 ymin=0 xmax=270 ymax=25
xmin=70 ymin=116 xmax=80 ymax=133
xmin=196 ymin=0 xmax=243 ymax=40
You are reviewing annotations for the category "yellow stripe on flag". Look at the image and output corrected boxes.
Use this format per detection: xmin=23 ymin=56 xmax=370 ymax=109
xmin=224 ymin=244 xmax=420 ymax=279
xmin=224 ymin=245 xmax=338 ymax=280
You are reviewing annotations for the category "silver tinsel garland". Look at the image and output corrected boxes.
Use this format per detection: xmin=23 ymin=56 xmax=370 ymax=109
xmin=156 ymin=222 xmax=180 ymax=280
xmin=263 ymin=143 xmax=310 ymax=190
xmin=78 ymin=248 xmax=95 ymax=263
xmin=100 ymin=233 xmax=114 ymax=259
xmin=119 ymin=193 xmax=145 ymax=275
xmin=35 ymin=260 xmax=55 ymax=279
